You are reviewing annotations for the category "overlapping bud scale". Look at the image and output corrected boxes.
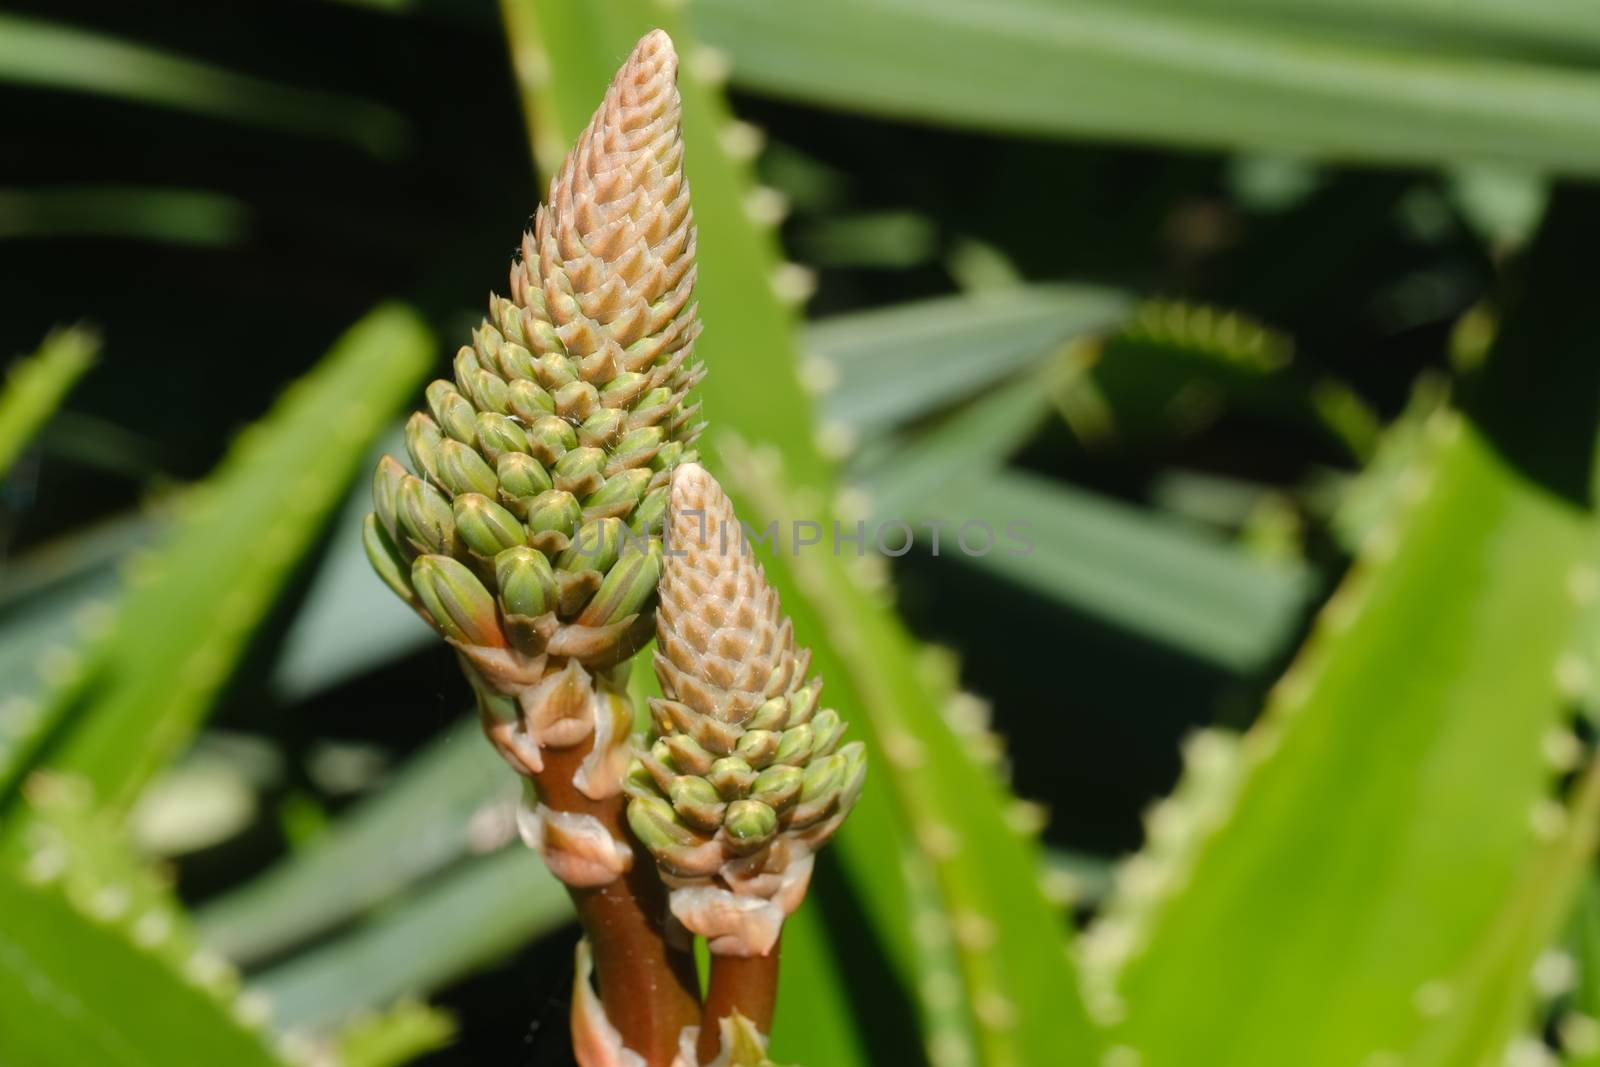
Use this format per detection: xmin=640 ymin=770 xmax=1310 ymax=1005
xmin=626 ymin=464 xmax=866 ymax=956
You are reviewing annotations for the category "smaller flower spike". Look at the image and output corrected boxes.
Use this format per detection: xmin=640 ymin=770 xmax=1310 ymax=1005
xmin=628 ymin=463 xmax=867 ymax=959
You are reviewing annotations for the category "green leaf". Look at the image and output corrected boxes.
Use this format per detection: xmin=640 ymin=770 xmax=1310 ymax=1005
xmin=198 ymin=719 xmax=512 ymax=966
xmin=501 ymin=7 xmax=1100 ymax=1063
xmin=917 ymin=469 xmax=1311 ymax=673
xmin=810 ymin=284 xmax=1130 ymax=441
xmin=0 ymin=14 xmax=408 ymax=156
xmin=1402 ymin=759 xmax=1600 ymax=1067
xmin=0 ymin=870 xmax=285 ymax=1067
xmin=0 ymin=777 xmax=284 ymax=1067
xmin=0 ymin=325 xmax=96 ymax=479
xmin=1096 ymin=197 xmax=1600 ymax=1067
xmin=252 ymin=847 xmax=570 ymax=1031
xmin=334 ymin=1001 xmax=457 ymax=1067
xmin=688 ymin=0 xmax=1600 ymax=176
xmin=0 ymin=186 xmax=250 ymax=245
xmin=8 ymin=304 xmax=434 ymax=814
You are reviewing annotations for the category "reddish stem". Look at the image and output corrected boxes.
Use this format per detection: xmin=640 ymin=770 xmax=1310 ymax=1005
xmin=538 ymin=741 xmax=701 ymax=1067
xmin=696 ymin=936 xmax=781 ymax=1063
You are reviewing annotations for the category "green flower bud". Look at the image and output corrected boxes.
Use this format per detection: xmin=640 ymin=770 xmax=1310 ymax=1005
xmin=800 ymin=753 xmax=845 ymax=805
xmin=398 ymin=475 xmax=456 ymax=556
xmin=535 ymin=352 xmax=577 ymax=390
xmin=526 ymin=415 xmax=577 ymax=467
xmin=468 ymin=368 xmax=510 ymax=415
xmin=809 ymin=707 xmax=846 ymax=757
xmin=507 ymin=378 xmax=556 ymax=423
xmin=627 ymin=795 xmax=700 ymax=855
xmin=838 ymin=741 xmax=868 ymax=807
xmin=495 ymin=545 xmax=556 ymax=618
xmin=372 ymin=455 xmax=408 ymax=540
xmin=524 ymin=317 xmax=564 ymax=358
xmin=774 ymin=723 xmax=814 ymax=767
xmin=663 ymin=733 xmax=714 ymax=776
xmin=436 ymin=438 xmax=499 ymax=498
xmin=787 ymin=679 xmax=823 ymax=726
xmin=496 ymin=453 xmax=553 ymax=514
xmin=707 ymin=756 xmax=756 ymax=799
xmin=749 ymin=764 xmax=804 ymax=813
xmin=412 ymin=554 xmax=503 ymax=647
xmin=578 ymin=541 xmax=662 ymax=626
xmin=579 ymin=408 xmax=626 ymax=449
xmin=525 ymin=490 xmax=582 ymax=547
xmin=495 ymin=341 xmax=537 ymax=383
xmin=491 ymin=299 xmax=526 ymax=350
xmin=650 ymin=439 xmax=686 ymax=473
xmin=553 ymin=447 xmax=607 ymax=496
xmin=600 ymin=371 xmax=647 ymax=403
xmin=669 ymin=775 xmax=726 ymax=832
xmin=362 ymin=513 xmax=415 ymax=605
xmin=557 ymin=517 xmax=624 ymax=574
xmin=554 ymin=380 xmax=600 ymax=421
xmin=452 ymin=345 xmax=482 ymax=385
xmin=745 ymin=697 xmax=789 ymax=732
xmin=453 ymin=493 xmax=526 ymax=557
xmin=475 ymin=412 xmax=530 ymax=464
xmin=610 ymin=425 xmax=665 ymax=468
xmin=724 ymin=799 xmax=778 ymax=850
xmin=583 ymin=467 xmax=651 ymax=517
xmin=471 ymin=324 xmax=502 ymax=365
xmin=733 ymin=729 xmax=781 ymax=768
xmin=628 ymin=486 xmax=668 ymax=535
xmin=403 ymin=413 xmax=444 ymax=484
xmin=425 ymin=380 xmax=477 ymax=446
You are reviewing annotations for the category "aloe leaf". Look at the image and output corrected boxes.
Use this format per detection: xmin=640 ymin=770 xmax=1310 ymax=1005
xmin=252 ymin=846 xmax=570 ymax=1031
xmin=0 ymin=186 xmax=250 ymax=245
xmin=0 ymin=14 xmax=408 ymax=156
xmin=809 ymin=284 xmax=1130 ymax=440
xmin=1402 ymin=759 xmax=1600 ymax=1067
xmin=1124 ymin=0 xmax=1600 ymax=58
xmin=334 ymin=1001 xmax=457 ymax=1067
xmin=501 ymin=5 xmax=1098 ymax=1063
xmin=924 ymin=470 xmax=1311 ymax=673
xmin=0 ymin=777 xmax=284 ymax=1066
xmin=7 ymin=304 xmax=434 ymax=814
xmin=269 ymin=435 xmax=436 ymax=703
xmin=1094 ymin=197 xmax=1600 ymax=1067
xmin=0 ymin=325 xmax=96 ymax=479
xmin=688 ymin=0 xmax=1600 ymax=176
xmin=198 ymin=719 xmax=511 ymax=965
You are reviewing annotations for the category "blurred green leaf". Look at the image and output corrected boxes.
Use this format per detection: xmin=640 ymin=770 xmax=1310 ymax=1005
xmin=1098 ymin=200 xmax=1600 ymax=1066
xmin=0 ymin=869 xmax=284 ymax=1067
xmin=1404 ymin=759 xmax=1600 ymax=1067
xmin=810 ymin=284 xmax=1130 ymax=440
xmin=5 ymin=304 xmax=434 ymax=813
xmin=0 ymin=325 xmax=96 ymax=479
xmin=922 ymin=469 xmax=1311 ymax=673
xmin=334 ymin=1001 xmax=457 ymax=1067
xmin=502 ymin=5 xmax=1100 ymax=1063
xmin=0 ymin=14 xmax=408 ymax=156
xmin=198 ymin=720 xmax=510 ymax=965
xmin=269 ymin=434 xmax=435 ymax=703
xmin=1124 ymin=0 xmax=1600 ymax=57
xmin=253 ymin=846 xmax=569 ymax=1031
xmin=0 ymin=776 xmax=283 ymax=1066
xmin=690 ymin=0 xmax=1600 ymax=175
xmin=0 ymin=187 xmax=250 ymax=246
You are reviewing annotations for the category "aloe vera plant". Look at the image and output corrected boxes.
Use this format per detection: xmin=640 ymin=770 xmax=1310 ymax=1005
xmin=12 ymin=5 xmax=1600 ymax=1066
xmin=363 ymin=33 xmax=864 ymax=1064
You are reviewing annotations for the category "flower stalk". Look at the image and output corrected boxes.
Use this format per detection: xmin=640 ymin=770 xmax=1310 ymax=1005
xmin=364 ymin=28 xmax=861 ymax=1066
